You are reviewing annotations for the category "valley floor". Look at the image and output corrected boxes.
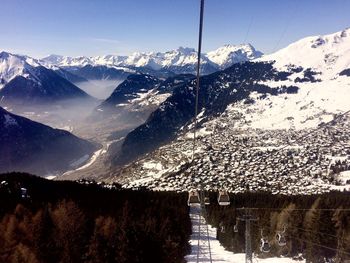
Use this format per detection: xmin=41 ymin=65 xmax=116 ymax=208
xmin=186 ymin=205 xmax=305 ymax=263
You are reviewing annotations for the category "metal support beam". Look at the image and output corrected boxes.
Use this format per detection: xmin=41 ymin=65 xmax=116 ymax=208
xmin=238 ymin=209 xmax=258 ymax=263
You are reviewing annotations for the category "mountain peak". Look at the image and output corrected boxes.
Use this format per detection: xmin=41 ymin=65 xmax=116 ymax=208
xmin=176 ymin=47 xmax=196 ymax=54
xmin=206 ymin=43 xmax=263 ymax=68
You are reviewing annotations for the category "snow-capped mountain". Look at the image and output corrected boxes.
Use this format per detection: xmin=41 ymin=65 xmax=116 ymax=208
xmin=0 ymin=52 xmax=93 ymax=104
xmin=0 ymin=106 xmax=97 ymax=176
xmin=40 ymin=44 xmax=263 ymax=75
xmin=0 ymin=51 xmax=41 ymax=89
xmin=207 ymin=44 xmax=263 ymax=69
xmin=260 ymin=27 xmax=350 ymax=80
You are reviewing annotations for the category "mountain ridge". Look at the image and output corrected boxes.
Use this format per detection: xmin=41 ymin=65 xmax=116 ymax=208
xmin=40 ymin=44 xmax=263 ymax=74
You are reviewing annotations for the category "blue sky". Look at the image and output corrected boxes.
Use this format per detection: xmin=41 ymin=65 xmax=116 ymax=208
xmin=1 ymin=0 xmax=349 ymax=58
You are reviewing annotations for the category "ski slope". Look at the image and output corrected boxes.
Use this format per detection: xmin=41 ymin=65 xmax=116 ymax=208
xmin=186 ymin=205 xmax=305 ymax=263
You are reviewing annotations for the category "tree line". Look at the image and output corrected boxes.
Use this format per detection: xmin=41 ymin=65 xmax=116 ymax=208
xmin=0 ymin=173 xmax=191 ymax=263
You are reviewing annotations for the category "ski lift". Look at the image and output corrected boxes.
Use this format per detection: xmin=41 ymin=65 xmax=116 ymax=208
xmin=20 ymin=187 xmax=28 ymax=199
xmin=187 ymin=190 xmax=200 ymax=206
xmin=260 ymin=229 xmax=271 ymax=253
xmin=276 ymin=233 xmax=287 ymax=246
xmin=260 ymin=238 xmax=271 ymax=253
xmin=276 ymin=225 xmax=287 ymax=246
xmin=233 ymin=218 xmax=239 ymax=233
xmin=204 ymin=196 xmax=210 ymax=205
xmin=219 ymin=222 xmax=225 ymax=233
xmin=217 ymin=190 xmax=230 ymax=206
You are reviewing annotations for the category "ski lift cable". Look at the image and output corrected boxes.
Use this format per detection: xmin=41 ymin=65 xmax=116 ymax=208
xmin=289 ymin=234 xmax=350 ymax=257
xmin=192 ymin=1 xmax=213 ymax=262
xmin=288 ymin=225 xmax=342 ymax=240
xmin=219 ymin=0 xmax=300 ymax=118
xmin=192 ymin=0 xmax=205 ymax=163
xmin=236 ymin=207 xmax=350 ymax=212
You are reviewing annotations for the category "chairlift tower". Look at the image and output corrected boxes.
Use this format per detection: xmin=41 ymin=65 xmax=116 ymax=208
xmin=238 ymin=209 xmax=258 ymax=263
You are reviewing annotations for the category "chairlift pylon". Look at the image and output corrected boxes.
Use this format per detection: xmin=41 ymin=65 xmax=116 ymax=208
xmin=260 ymin=229 xmax=271 ymax=253
xmin=260 ymin=238 xmax=271 ymax=253
xmin=276 ymin=225 xmax=287 ymax=246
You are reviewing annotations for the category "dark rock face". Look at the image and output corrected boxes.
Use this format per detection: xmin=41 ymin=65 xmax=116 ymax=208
xmin=53 ymin=67 xmax=88 ymax=83
xmin=66 ymin=65 xmax=130 ymax=81
xmin=294 ymin=68 xmax=321 ymax=83
xmin=0 ymin=107 xmax=97 ymax=176
xmin=113 ymin=61 xmax=299 ymax=165
xmin=339 ymin=68 xmax=350 ymax=77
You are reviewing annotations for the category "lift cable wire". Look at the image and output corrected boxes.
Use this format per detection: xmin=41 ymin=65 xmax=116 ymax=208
xmin=250 ymin=220 xmax=345 ymax=242
xmin=192 ymin=1 xmax=213 ymax=263
xmin=289 ymin=234 xmax=350 ymax=257
xmin=192 ymin=0 xmax=205 ymax=162
xmin=235 ymin=207 xmax=350 ymax=212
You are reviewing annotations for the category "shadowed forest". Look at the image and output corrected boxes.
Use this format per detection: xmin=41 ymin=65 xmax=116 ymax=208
xmin=0 ymin=173 xmax=191 ymax=263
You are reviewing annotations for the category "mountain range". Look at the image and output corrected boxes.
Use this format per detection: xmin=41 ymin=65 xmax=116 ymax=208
xmin=0 ymin=52 xmax=93 ymax=105
xmin=40 ymin=44 xmax=263 ymax=75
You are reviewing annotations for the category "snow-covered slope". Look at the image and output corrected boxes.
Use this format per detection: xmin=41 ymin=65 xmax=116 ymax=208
xmin=240 ymin=27 xmax=350 ymax=129
xmin=260 ymin=27 xmax=350 ymax=80
xmin=0 ymin=51 xmax=41 ymax=89
xmin=40 ymin=44 xmax=262 ymax=73
xmin=207 ymin=44 xmax=263 ymax=69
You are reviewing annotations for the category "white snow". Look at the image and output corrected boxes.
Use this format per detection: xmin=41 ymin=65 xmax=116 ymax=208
xmin=0 ymin=51 xmax=41 ymax=88
xmin=75 ymin=148 xmax=105 ymax=171
xmin=338 ymin=170 xmax=350 ymax=184
xmin=207 ymin=44 xmax=262 ymax=69
xmin=259 ymin=27 xmax=350 ymax=81
xmin=226 ymin=75 xmax=350 ymax=130
xmin=45 ymin=175 xmax=57 ymax=180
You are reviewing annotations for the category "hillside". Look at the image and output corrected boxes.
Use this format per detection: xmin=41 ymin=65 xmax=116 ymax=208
xmin=0 ymin=107 xmax=97 ymax=176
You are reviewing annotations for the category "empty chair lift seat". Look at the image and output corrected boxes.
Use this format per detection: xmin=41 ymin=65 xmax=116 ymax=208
xmin=217 ymin=190 xmax=230 ymax=206
xmin=187 ymin=191 xmax=201 ymax=206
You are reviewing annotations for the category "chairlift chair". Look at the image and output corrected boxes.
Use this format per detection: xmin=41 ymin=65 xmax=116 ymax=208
xmin=204 ymin=196 xmax=210 ymax=205
xmin=187 ymin=190 xmax=201 ymax=206
xmin=219 ymin=222 xmax=225 ymax=233
xmin=276 ymin=233 xmax=287 ymax=246
xmin=20 ymin=187 xmax=28 ymax=199
xmin=217 ymin=190 xmax=230 ymax=206
xmin=276 ymin=225 xmax=287 ymax=246
xmin=260 ymin=238 xmax=271 ymax=253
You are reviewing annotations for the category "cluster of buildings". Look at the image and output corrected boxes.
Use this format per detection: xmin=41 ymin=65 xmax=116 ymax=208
xmin=120 ymin=113 xmax=350 ymax=195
